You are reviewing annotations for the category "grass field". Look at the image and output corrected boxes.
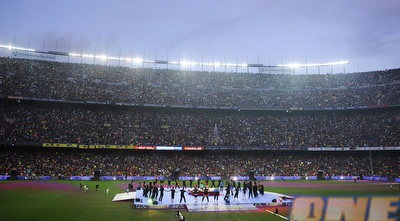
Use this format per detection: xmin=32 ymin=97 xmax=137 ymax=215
xmin=0 ymin=180 xmax=398 ymax=221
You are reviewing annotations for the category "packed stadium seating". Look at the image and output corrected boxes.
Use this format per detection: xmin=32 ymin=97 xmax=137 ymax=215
xmin=0 ymin=100 xmax=399 ymax=148
xmin=0 ymin=149 xmax=397 ymax=178
xmin=1 ymin=57 xmax=399 ymax=109
xmin=0 ymin=57 xmax=398 ymax=179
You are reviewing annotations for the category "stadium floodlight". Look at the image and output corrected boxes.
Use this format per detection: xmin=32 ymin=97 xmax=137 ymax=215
xmin=324 ymin=61 xmax=349 ymax=66
xmin=2 ymin=42 xmax=351 ymax=74
xmin=108 ymin=56 xmax=120 ymax=61
xmin=285 ymin=63 xmax=301 ymax=69
xmin=82 ymin=53 xmax=94 ymax=59
xmin=133 ymin=58 xmax=143 ymax=63
xmin=0 ymin=44 xmax=35 ymax=52
xmin=96 ymin=54 xmax=107 ymax=60
xmin=68 ymin=52 xmax=80 ymax=57
xmin=202 ymin=62 xmax=214 ymax=66
xmin=278 ymin=60 xmax=349 ymax=68
xmin=180 ymin=60 xmax=191 ymax=66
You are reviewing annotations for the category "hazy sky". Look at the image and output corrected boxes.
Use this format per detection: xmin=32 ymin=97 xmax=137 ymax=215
xmin=0 ymin=0 xmax=399 ymax=73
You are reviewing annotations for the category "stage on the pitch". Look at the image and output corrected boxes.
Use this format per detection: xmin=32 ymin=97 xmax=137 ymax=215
xmin=112 ymin=192 xmax=137 ymax=202
xmin=129 ymin=188 xmax=293 ymax=212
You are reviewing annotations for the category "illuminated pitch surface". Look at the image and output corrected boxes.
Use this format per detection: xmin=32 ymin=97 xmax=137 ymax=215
xmin=130 ymin=187 xmax=293 ymax=212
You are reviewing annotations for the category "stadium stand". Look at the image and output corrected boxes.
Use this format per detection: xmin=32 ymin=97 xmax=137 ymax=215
xmin=0 ymin=57 xmax=399 ymax=109
xmin=0 ymin=57 xmax=399 ymax=180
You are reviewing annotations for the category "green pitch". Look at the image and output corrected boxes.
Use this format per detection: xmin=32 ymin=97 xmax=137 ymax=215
xmin=0 ymin=180 xmax=397 ymax=221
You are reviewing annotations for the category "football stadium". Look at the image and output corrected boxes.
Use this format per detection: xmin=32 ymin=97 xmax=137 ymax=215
xmin=0 ymin=48 xmax=399 ymax=220
xmin=0 ymin=0 xmax=400 ymax=221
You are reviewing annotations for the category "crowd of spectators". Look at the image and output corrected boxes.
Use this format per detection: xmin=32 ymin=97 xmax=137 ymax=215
xmin=0 ymin=57 xmax=399 ymax=180
xmin=0 ymin=149 xmax=397 ymax=178
xmin=1 ymin=57 xmax=399 ymax=109
xmin=1 ymin=101 xmax=399 ymax=147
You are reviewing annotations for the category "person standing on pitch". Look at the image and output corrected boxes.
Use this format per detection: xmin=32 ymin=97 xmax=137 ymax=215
xmin=192 ymin=186 xmax=199 ymax=203
xmin=219 ymin=179 xmax=224 ymax=193
xmin=248 ymin=182 xmax=253 ymax=199
xmin=242 ymin=184 xmax=247 ymax=200
xmin=159 ymin=184 xmax=164 ymax=202
xmin=167 ymin=187 xmax=176 ymax=203
xmin=213 ymin=187 xmax=220 ymax=202
xmin=234 ymin=186 xmax=239 ymax=201
xmin=202 ymin=186 xmax=209 ymax=203
xmin=179 ymin=188 xmax=187 ymax=203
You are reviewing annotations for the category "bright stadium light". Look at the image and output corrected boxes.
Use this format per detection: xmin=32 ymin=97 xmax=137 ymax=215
xmin=2 ymin=42 xmax=350 ymax=74
xmin=214 ymin=62 xmax=221 ymax=67
xmin=180 ymin=60 xmax=190 ymax=66
xmin=133 ymin=57 xmax=143 ymax=63
xmin=82 ymin=53 xmax=94 ymax=59
xmin=203 ymin=62 xmax=214 ymax=66
xmin=0 ymin=44 xmax=35 ymax=52
xmin=278 ymin=60 xmax=349 ymax=68
xmin=285 ymin=63 xmax=301 ymax=69
xmin=69 ymin=52 xmax=81 ymax=57
xmin=97 ymin=54 xmax=107 ymax=60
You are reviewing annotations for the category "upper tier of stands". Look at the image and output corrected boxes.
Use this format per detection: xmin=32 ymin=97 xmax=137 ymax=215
xmin=1 ymin=57 xmax=399 ymax=110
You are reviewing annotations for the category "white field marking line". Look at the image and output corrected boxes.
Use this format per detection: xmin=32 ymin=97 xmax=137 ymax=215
xmin=265 ymin=208 xmax=289 ymax=220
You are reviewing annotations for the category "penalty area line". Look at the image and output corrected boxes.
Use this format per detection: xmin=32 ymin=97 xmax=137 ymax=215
xmin=265 ymin=209 xmax=289 ymax=220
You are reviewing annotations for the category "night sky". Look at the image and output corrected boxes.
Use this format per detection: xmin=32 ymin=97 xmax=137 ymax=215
xmin=1 ymin=0 xmax=399 ymax=74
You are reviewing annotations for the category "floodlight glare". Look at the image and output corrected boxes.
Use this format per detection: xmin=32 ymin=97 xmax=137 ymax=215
xmin=82 ymin=53 xmax=94 ymax=59
xmin=279 ymin=60 xmax=349 ymax=68
xmin=180 ymin=60 xmax=190 ymax=66
xmin=97 ymin=55 xmax=107 ymax=60
xmin=286 ymin=63 xmax=301 ymax=69
xmin=133 ymin=58 xmax=143 ymax=63
xmin=0 ymin=44 xmax=35 ymax=52
xmin=2 ymin=42 xmax=350 ymax=73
